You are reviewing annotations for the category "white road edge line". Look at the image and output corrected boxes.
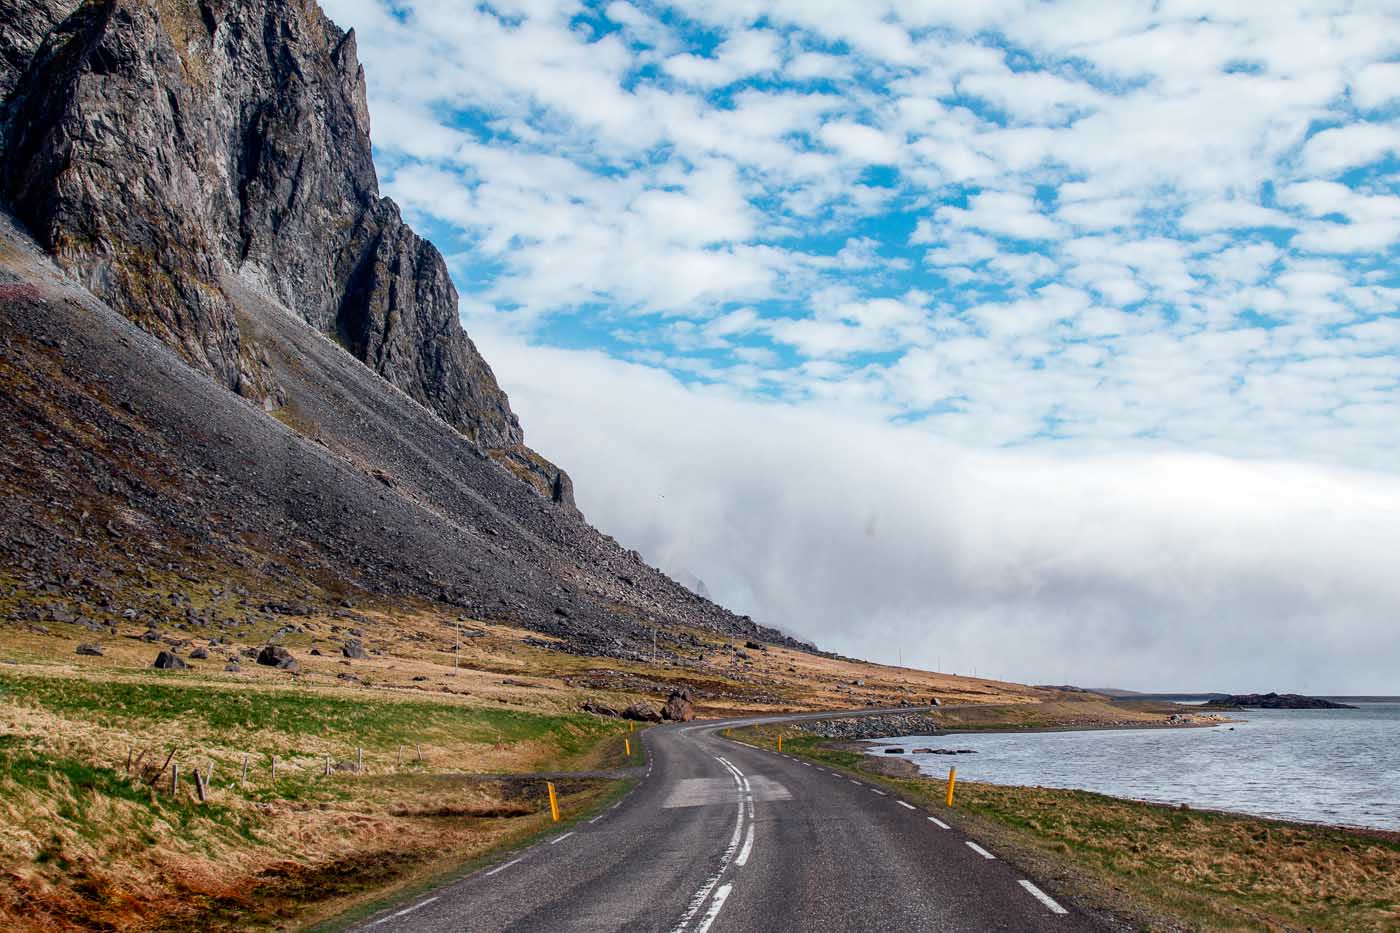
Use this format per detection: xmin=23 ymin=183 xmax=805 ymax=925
xmin=694 ymin=882 xmax=733 ymax=933
xmin=927 ymin=816 xmax=950 ymax=829
xmin=896 ymin=800 xmax=916 ymax=809
xmin=1019 ymin=880 xmax=1069 ymax=915
xmin=549 ymin=832 xmax=575 ymax=845
xmin=370 ymin=895 xmax=440 ymax=926
xmin=966 ymin=841 xmax=996 ymax=859
xmin=483 ymin=857 xmax=524 ymax=878
xmin=870 ymin=789 xmax=887 ymax=796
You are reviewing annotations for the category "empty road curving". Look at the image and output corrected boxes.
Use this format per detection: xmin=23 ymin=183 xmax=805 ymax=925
xmin=355 ymin=709 xmax=1109 ymax=932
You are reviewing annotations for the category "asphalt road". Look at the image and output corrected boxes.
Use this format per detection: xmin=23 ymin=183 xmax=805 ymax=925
xmin=354 ymin=709 xmax=1113 ymax=932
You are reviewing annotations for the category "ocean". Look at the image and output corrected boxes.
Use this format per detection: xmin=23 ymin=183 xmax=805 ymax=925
xmin=872 ymin=700 xmax=1400 ymax=831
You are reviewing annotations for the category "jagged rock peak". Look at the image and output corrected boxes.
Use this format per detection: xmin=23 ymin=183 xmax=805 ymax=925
xmin=0 ymin=0 xmax=573 ymax=508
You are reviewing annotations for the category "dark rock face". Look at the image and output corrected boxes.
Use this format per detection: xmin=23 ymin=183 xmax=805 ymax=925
xmin=188 ymin=646 xmax=209 ymax=659
xmin=1211 ymin=693 xmax=1356 ymax=710
xmin=341 ymin=639 xmax=366 ymax=659
xmin=0 ymin=0 xmax=571 ymax=505
xmin=0 ymin=2 xmax=822 ymax=665
xmin=152 ymin=650 xmax=186 ymax=669
xmin=661 ymin=688 xmax=695 ymax=722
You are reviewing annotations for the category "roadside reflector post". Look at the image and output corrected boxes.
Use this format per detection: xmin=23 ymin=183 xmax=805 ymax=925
xmin=629 ymin=721 xmax=634 ymax=733
xmin=946 ymin=766 xmax=956 ymax=807
xmin=547 ymin=781 xmax=560 ymax=822
xmin=777 ymin=736 xmax=783 ymax=753
xmin=625 ymin=738 xmax=631 ymax=759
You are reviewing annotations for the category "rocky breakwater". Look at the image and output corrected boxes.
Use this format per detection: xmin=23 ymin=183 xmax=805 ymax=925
xmin=796 ymin=711 xmax=944 ymax=740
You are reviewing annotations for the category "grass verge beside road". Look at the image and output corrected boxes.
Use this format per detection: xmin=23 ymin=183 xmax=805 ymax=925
xmin=731 ymin=726 xmax=1400 ymax=933
xmin=0 ymin=668 xmax=643 ymax=931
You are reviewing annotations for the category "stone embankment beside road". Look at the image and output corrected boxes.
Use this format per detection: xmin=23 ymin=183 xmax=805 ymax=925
xmin=795 ymin=711 xmax=944 ymax=740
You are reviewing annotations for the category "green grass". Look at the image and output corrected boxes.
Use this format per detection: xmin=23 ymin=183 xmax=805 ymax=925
xmin=0 ymin=672 xmax=622 ymax=760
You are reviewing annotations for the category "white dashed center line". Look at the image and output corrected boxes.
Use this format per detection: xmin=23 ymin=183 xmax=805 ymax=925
xmin=1019 ymin=880 xmax=1069 ymax=915
xmin=965 ymin=841 xmax=996 ymax=859
xmin=927 ymin=816 xmax=950 ymax=829
xmin=370 ymin=895 xmax=440 ymax=926
xmin=483 ymin=857 xmax=523 ymax=877
xmin=694 ymin=882 xmax=733 ymax=933
xmin=549 ymin=832 xmax=575 ymax=845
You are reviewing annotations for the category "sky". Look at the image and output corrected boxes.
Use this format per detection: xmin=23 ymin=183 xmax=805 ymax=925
xmin=321 ymin=0 xmax=1400 ymax=693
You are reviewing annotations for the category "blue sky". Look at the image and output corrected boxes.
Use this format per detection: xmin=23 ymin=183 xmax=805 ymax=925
xmin=323 ymin=0 xmax=1400 ymax=690
xmin=327 ymin=0 xmax=1400 ymax=468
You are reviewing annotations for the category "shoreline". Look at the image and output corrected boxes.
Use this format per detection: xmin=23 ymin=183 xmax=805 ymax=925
xmin=854 ymin=724 xmax=1400 ymax=839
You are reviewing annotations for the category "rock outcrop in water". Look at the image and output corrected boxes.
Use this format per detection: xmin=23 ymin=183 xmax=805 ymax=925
xmin=1208 ymin=693 xmax=1357 ymax=710
xmin=0 ymin=0 xmax=570 ymax=504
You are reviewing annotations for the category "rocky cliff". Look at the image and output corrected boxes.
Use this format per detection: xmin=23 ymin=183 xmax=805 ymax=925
xmin=0 ymin=0 xmax=570 ymax=505
xmin=0 ymin=0 xmax=815 ymax=660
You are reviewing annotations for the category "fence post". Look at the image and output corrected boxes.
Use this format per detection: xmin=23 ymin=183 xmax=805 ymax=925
xmin=357 ymin=747 xmax=363 ymax=773
xmin=193 ymin=767 xmax=207 ymax=803
xmin=325 ymin=756 xmax=332 ymax=777
xmin=625 ymin=738 xmax=630 ymax=759
xmin=946 ymin=766 xmax=956 ymax=807
xmin=547 ymin=782 xmax=559 ymax=822
xmin=171 ymin=762 xmax=179 ymax=797
xmin=241 ymin=754 xmax=249 ymax=786
xmin=397 ymin=745 xmax=403 ymax=768
xmin=271 ymin=756 xmax=277 ymax=782
xmin=417 ymin=743 xmax=423 ymax=763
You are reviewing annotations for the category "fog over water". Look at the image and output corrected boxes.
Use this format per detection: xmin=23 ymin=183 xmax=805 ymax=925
xmin=486 ymin=337 xmax=1400 ymax=696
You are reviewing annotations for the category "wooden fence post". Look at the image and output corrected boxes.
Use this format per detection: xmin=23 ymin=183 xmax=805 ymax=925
xmin=241 ymin=754 xmax=249 ymax=786
xmin=193 ymin=767 xmax=207 ymax=803
xmin=357 ymin=747 xmax=363 ymax=773
xmin=171 ymin=762 xmax=179 ymax=797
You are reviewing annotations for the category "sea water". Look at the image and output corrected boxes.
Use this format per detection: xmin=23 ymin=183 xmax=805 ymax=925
xmin=873 ymin=700 xmax=1400 ymax=831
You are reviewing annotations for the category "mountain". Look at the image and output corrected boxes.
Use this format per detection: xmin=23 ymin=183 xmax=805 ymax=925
xmin=0 ymin=0 xmax=812 ymax=658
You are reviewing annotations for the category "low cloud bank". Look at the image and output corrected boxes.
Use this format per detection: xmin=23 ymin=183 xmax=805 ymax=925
xmin=483 ymin=336 xmax=1400 ymax=695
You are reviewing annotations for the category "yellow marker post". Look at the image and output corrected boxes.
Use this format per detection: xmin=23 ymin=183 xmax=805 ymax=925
xmin=625 ymin=738 xmax=631 ymax=759
xmin=547 ymin=781 xmax=560 ymax=822
xmin=777 ymin=736 xmax=783 ymax=753
xmin=629 ymin=721 xmax=635 ymax=733
xmin=946 ymin=766 xmax=956 ymax=807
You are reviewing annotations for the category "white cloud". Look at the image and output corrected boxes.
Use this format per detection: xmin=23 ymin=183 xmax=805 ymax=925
xmin=1301 ymin=123 xmax=1400 ymax=174
xmin=483 ymin=335 xmax=1400 ymax=693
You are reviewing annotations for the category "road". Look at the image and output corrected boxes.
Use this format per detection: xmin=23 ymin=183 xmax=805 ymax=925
xmin=355 ymin=709 xmax=1111 ymax=932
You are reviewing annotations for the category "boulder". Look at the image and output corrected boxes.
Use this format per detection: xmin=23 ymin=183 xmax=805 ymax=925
xmin=189 ymin=646 xmax=209 ymax=660
xmin=342 ymin=639 xmax=367 ymax=660
xmin=582 ymin=699 xmax=621 ymax=717
xmin=224 ymin=661 xmax=241 ymax=672
xmin=257 ymin=645 xmax=299 ymax=672
xmin=622 ymin=702 xmax=662 ymax=723
xmin=74 ymin=642 xmax=103 ymax=657
xmin=152 ymin=650 xmax=187 ymax=670
xmin=661 ymin=688 xmax=695 ymax=722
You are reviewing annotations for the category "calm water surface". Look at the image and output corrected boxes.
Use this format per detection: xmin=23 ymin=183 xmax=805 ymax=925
xmin=873 ymin=701 xmax=1400 ymax=831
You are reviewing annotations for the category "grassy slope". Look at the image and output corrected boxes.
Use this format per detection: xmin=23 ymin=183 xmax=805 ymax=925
xmin=735 ymin=728 xmax=1400 ymax=933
